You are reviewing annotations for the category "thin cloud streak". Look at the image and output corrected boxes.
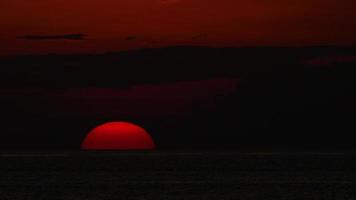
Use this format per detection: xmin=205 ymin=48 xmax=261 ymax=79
xmin=17 ymin=34 xmax=88 ymax=41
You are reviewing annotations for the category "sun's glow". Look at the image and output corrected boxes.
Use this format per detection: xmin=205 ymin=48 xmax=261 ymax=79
xmin=81 ymin=122 xmax=155 ymax=150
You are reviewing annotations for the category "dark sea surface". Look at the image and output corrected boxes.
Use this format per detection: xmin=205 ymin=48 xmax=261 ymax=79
xmin=1 ymin=151 xmax=356 ymax=200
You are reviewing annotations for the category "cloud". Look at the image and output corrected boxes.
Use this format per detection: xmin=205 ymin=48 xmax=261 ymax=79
xmin=125 ymin=36 xmax=138 ymax=41
xmin=5 ymin=78 xmax=238 ymax=119
xmin=158 ymin=0 xmax=181 ymax=5
xmin=303 ymin=55 xmax=356 ymax=67
xmin=191 ymin=34 xmax=207 ymax=40
xmin=17 ymin=34 xmax=87 ymax=41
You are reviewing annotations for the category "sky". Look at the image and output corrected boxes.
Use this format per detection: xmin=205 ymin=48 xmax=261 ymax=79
xmin=1 ymin=0 xmax=356 ymax=55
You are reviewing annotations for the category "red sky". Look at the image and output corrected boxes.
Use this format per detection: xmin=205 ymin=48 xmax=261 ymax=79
xmin=1 ymin=0 xmax=356 ymax=55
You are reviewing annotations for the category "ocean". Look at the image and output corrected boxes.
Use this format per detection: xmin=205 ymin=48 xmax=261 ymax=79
xmin=1 ymin=151 xmax=356 ymax=199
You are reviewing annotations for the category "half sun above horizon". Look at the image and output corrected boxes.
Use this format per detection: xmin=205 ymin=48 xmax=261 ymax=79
xmin=81 ymin=122 xmax=155 ymax=150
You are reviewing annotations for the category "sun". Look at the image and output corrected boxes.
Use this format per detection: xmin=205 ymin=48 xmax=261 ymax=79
xmin=81 ymin=122 xmax=155 ymax=150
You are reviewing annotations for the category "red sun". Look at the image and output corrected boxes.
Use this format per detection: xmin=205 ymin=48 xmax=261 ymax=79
xmin=81 ymin=122 xmax=155 ymax=150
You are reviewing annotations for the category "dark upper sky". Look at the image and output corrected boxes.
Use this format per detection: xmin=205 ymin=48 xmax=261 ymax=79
xmin=1 ymin=0 xmax=356 ymax=55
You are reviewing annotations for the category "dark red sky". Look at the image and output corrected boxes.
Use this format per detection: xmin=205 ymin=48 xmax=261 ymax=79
xmin=1 ymin=0 xmax=356 ymax=55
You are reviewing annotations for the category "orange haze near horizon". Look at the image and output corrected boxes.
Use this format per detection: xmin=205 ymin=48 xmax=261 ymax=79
xmin=1 ymin=0 xmax=356 ymax=55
